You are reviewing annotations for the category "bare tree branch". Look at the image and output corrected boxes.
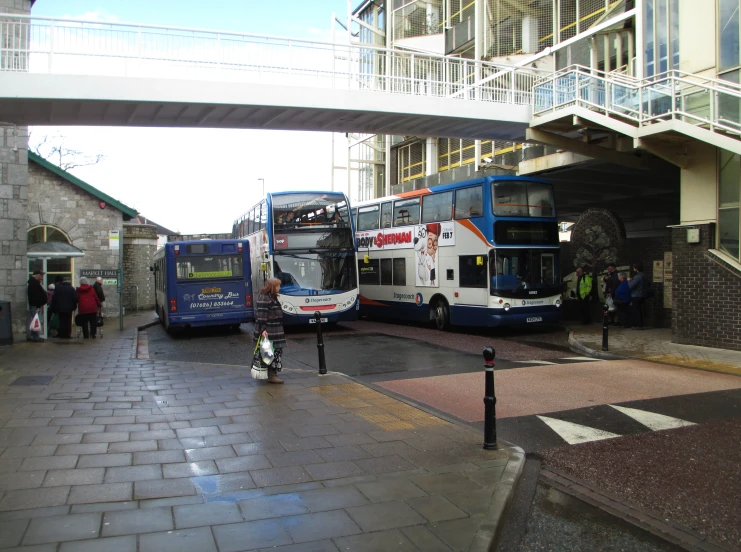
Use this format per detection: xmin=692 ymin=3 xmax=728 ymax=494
xmin=29 ymin=132 xmax=105 ymax=171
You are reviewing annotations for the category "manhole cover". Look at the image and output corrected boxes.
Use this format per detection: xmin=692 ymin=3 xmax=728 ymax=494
xmin=10 ymin=376 xmax=54 ymax=386
xmin=48 ymin=392 xmax=92 ymax=400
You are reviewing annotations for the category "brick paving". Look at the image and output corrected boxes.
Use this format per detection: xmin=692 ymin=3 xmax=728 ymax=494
xmin=0 ymin=323 xmax=521 ymax=551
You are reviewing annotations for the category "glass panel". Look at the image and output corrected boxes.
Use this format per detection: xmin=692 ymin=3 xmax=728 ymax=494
xmin=276 ymin=230 xmax=354 ymax=250
xmin=657 ymin=0 xmax=668 ymax=74
xmin=273 ymin=192 xmax=350 ymax=228
xmin=527 ymin=183 xmax=556 ymax=217
xmin=494 ymin=221 xmax=559 ymax=245
xmin=357 ymin=205 xmax=380 ymax=231
xmin=380 ymin=258 xmax=392 ymax=285
xmin=380 ymin=202 xmax=393 ymax=228
xmin=493 ymin=182 xmax=528 ymax=216
xmin=46 ymin=228 xmax=69 ymax=243
xmin=490 ymin=249 xmax=561 ymax=294
xmin=393 ymin=198 xmax=420 ymax=226
xmin=176 ymin=255 xmax=244 ymax=280
xmin=455 ymin=186 xmax=483 ymax=219
xmin=393 ymin=258 xmax=406 ymax=286
xmin=358 ymin=258 xmax=380 ymax=285
xmin=259 ymin=202 xmax=267 ymax=230
xmin=274 ymin=252 xmax=356 ymax=292
xmin=718 ymin=70 xmax=741 ymax=130
xmin=27 ymin=227 xmax=44 ymax=246
xmin=719 ymin=208 xmax=740 ymax=259
xmin=421 ymin=191 xmax=453 ymax=223
xmin=459 ymin=255 xmax=487 ymax=288
xmin=719 ymin=0 xmax=741 ymax=71
xmin=47 ymin=258 xmax=71 ymax=272
xmin=28 ymin=259 xmax=43 ymax=273
xmin=645 ymin=0 xmax=655 ymax=77
xmin=720 ymin=151 xmax=741 ymax=207
xmin=670 ymin=0 xmax=679 ymax=69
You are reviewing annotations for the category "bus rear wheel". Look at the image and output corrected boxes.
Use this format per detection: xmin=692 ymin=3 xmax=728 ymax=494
xmin=433 ymin=299 xmax=450 ymax=331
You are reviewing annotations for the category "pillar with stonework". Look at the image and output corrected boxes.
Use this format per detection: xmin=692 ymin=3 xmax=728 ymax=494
xmin=0 ymin=0 xmax=32 ymax=340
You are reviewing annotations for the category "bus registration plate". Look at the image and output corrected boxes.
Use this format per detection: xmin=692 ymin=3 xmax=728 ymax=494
xmin=526 ymin=316 xmax=543 ymax=323
xmin=201 ymin=288 xmax=221 ymax=293
xmin=309 ymin=318 xmax=328 ymax=324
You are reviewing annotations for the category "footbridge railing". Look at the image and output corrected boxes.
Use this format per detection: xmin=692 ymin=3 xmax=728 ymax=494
xmin=0 ymin=14 xmax=548 ymax=106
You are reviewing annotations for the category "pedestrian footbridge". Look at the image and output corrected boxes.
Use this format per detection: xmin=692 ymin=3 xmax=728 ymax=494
xmin=0 ymin=15 xmax=546 ymax=141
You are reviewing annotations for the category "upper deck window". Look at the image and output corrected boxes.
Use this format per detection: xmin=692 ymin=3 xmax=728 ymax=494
xmin=273 ymin=193 xmax=350 ymax=227
xmin=492 ymin=181 xmax=555 ymax=218
xmin=357 ymin=205 xmax=380 ymax=231
xmin=421 ymin=192 xmax=453 ymax=223
xmin=455 ymin=186 xmax=483 ymax=219
xmin=393 ymin=198 xmax=420 ymax=226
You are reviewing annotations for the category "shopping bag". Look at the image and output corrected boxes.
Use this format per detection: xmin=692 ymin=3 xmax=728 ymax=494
xmin=29 ymin=313 xmax=41 ymax=332
xmin=50 ymin=314 xmax=60 ymax=330
xmin=96 ymin=314 xmax=104 ymax=327
xmin=260 ymin=335 xmax=275 ymax=366
xmin=606 ymin=296 xmax=616 ymax=312
xmin=250 ymin=338 xmax=269 ymax=380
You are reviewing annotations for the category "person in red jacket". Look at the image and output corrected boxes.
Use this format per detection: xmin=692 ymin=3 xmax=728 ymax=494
xmin=76 ymin=277 xmax=101 ymax=339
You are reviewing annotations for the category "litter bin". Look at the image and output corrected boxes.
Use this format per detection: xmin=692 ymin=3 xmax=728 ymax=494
xmin=0 ymin=301 xmax=13 ymax=345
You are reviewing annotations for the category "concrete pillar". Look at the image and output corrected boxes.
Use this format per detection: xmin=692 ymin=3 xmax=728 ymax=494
xmin=0 ymin=0 xmax=32 ymax=341
xmin=425 ymin=137 xmax=438 ymax=177
xmin=123 ymin=223 xmax=158 ymax=311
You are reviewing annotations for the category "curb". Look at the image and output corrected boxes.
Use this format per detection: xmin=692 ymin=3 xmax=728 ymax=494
xmin=134 ymin=320 xmax=160 ymax=360
xmin=539 ymin=469 xmax=733 ymax=552
xmin=567 ymin=330 xmax=627 ymax=361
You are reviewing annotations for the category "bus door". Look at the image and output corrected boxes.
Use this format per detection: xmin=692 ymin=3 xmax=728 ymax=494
xmin=456 ymin=253 xmax=489 ymax=305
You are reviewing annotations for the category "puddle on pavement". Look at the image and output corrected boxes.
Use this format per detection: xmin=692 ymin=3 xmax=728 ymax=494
xmin=191 ymin=474 xmax=261 ymax=503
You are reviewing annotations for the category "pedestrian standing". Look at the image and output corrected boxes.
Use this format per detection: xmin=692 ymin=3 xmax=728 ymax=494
xmin=628 ymin=263 xmax=648 ymax=330
xmin=46 ymin=283 xmax=56 ymax=336
xmin=603 ymin=263 xmax=619 ymax=325
xmin=614 ymin=272 xmax=632 ymax=328
xmin=254 ymin=278 xmax=285 ymax=384
xmin=50 ymin=277 xmax=78 ymax=339
xmin=76 ymin=277 xmax=101 ymax=339
xmin=574 ymin=267 xmax=593 ymax=324
xmin=27 ymin=270 xmax=47 ymax=342
xmin=93 ymin=277 xmax=105 ymax=304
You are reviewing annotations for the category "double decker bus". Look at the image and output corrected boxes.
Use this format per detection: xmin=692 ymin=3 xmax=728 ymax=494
xmin=152 ymin=239 xmax=254 ymax=332
xmin=233 ymin=191 xmax=359 ymax=325
xmin=352 ymin=176 xmax=562 ymax=330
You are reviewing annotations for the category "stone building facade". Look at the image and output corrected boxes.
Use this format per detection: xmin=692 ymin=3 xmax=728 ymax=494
xmin=123 ymin=223 xmax=157 ymax=311
xmin=27 ymin=152 xmax=137 ymax=319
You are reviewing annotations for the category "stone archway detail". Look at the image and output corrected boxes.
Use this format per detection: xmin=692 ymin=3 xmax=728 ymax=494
xmin=570 ymin=208 xmax=626 ymax=274
xmin=27 ymin=211 xmax=86 ymax=249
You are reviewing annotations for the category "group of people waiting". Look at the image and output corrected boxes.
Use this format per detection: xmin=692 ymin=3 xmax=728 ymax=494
xmin=574 ymin=262 xmax=651 ymax=329
xmin=27 ymin=272 xmax=105 ymax=341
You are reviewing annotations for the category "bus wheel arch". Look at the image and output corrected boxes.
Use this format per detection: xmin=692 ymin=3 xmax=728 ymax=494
xmin=429 ymin=294 xmax=450 ymax=331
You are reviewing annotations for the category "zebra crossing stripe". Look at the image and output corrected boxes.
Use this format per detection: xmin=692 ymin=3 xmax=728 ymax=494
xmin=609 ymin=405 xmax=696 ymax=431
xmin=536 ymin=415 xmax=621 ymax=445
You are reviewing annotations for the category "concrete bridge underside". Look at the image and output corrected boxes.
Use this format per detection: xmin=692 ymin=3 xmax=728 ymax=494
xmin=0 ymin=73 xmax=530 ymax=140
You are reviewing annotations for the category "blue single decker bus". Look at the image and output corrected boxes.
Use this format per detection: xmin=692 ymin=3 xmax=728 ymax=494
xmin=233 ymin=191 xmax=359 ymax=325
xmin=152 ymin=239 xmax=254 ymax=332
xmin=352 ymin=176 xmax=562 ymax=329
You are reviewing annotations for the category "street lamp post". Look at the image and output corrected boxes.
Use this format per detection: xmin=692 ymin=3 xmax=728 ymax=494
xmin=258 ymin=178 xmax=265 ymax=198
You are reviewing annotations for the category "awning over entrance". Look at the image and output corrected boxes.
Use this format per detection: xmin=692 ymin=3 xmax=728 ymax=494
xmin=27 ymin=242 xmax=85 ymax=258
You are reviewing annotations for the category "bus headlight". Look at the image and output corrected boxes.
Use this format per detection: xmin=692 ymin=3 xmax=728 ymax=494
xmin=503 ymin=303 xmax=511 ymax=312
xmin=555 ymin=299 xmax=562 ymax=308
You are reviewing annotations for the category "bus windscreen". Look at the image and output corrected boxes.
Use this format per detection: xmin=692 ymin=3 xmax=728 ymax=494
xmin=176 ymin=255 xmax=244 ymax=281
xmin=273 ymin=253 xmax=356 ymax=293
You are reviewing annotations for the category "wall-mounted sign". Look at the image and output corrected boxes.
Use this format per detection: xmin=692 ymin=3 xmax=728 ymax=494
xmin=81 ymin=269 xmax=119 ymax=279
xmin=109 ymin=230 xmax=120 ymax=250
xmin=653 ymin=260 xmax=664 ymax=283
xmin=663 ymin=252 xmax=673 ymax=309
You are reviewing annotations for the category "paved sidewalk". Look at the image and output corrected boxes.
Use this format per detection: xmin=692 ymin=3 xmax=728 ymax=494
xmin=569 ymin=325 xmax=741 ymax=375
xmin=0 ymin=323 xmax=521 ymax=551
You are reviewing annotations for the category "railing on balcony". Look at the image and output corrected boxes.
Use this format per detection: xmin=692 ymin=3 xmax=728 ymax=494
xmin=0 ymin=14 xmax=547 ymax=106
xmin=532 ymin=65 xmax=741 ymax=140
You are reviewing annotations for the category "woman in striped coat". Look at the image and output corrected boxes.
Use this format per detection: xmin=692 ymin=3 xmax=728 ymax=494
xmin=254 ymin=278 xmax=286 ymax=384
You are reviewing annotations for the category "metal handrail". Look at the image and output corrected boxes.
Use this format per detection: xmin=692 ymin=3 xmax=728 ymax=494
xmin=0 ymin=14 xmax=548 ymax=106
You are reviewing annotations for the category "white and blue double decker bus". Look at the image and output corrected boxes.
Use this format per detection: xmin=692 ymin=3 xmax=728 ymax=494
xmin=353 ymin=176 xmax=562 ymax=330
xmin=152 ymin=239 xmax=254 ymax=332
xmin=233 ymin=191 xmax=359 ymax=325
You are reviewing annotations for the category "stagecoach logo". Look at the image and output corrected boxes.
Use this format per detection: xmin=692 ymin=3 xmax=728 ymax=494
xmin=415 ymin=293 xmax=423 ymax=306
xmin=521 ymin=299 xmax=544 ymax=306
xmin=305 ymin=297 xmax=331 ymax=304
xmin=274 ymin=235 xmax=288 ymax=249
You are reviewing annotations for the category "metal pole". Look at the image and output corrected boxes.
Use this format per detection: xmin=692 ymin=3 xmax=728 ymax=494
xmin=483 ymin=346 xmax=497 ymax=450
xmin=602 ymin=303 xmax=609 ymax=352
xmin=315 ymin=311 xmax=327 ymax=375
xmin=119 ymin=227 xmax=124 ymax=332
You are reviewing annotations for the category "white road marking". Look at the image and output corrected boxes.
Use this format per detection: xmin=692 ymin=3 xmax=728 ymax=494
xmin=537 ymin=416 xmax=621 ymax=445
xmin=512 ymin=360 xmax=557 ymax=365
xmin=560 ymin=357 xmax=603 ymax=361
xmin=609 ymin=405 xmax=696 ymax=431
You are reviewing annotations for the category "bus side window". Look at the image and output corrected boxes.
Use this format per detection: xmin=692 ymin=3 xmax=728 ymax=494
xmin=380 ymin=202 xmax=392 ymax=228
xmin=455 ymin=186 xmax=483 ymax=219
xmin=422 ymin=191 xmax=453 ymax=223
xmin=357 ymin=205 xmax=380 ymax=231
xmin=393 ymin=198 xmax=420 ymax=226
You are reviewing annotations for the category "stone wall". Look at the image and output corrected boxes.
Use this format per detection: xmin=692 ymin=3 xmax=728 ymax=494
xmin=123 ymin=223 xmax=157 ymax=310
xmin=27 ymin=161 xmax=124 ymax=317
xmin=672 ymin=224 xmax=741 ymax=351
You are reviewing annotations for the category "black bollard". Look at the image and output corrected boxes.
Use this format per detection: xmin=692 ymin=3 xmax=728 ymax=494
xmin=315 ymin=311 xmax=327 ymax=375
xmin=602 ymin=303 xmax=609 ymax=352
xmin=483 ymin=346 xmax=497 ymax=450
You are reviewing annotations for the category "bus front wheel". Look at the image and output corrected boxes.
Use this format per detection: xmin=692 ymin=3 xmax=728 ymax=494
xmin=433 ymin=299 xmax=450 ymax=331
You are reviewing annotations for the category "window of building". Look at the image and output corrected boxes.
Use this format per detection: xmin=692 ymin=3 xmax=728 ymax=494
xmin=357 ymin=205 xmax=380 ymax=231
xmin=380 ymin=258 xmax=392 ymax=285
xmin=358 ymin=258 xmax=380 ymax=285
xmin=719 ymin=0 xmax=741 ymax=72
xmin=380 ymin=202 xmax=393 ymax=228
xmin=719 ymin=150 xmax=741 ymax=261
xmin=396 ymin=141 xmax=425 ymax=184
xmin=459 ymin=255 xmax=488 ymax=288
xmin=455 ymin=186 xmax=483 ymax=218
xmin=393 ymin=258 xmax=406 ymax=286
xmin=644 ymin=0 xmax=680 ymax=78
xmin=422 ymin=192 xmax=453 ymax=223
xmin=27 ymin=225 xmax=74 ymax=286
xmin=393 ymin=198 xmax=420 ymax=226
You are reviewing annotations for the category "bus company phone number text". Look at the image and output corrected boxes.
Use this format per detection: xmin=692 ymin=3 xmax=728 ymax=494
xmin=190 ymin=300 xmax=236 ymax=309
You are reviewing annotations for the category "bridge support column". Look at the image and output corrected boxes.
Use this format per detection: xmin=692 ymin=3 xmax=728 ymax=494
xmin=0 ymin=0 xmax=32 ymax=341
